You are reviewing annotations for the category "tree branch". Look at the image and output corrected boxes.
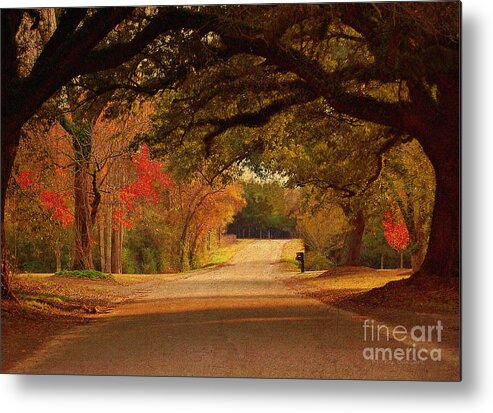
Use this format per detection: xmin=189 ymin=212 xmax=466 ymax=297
xmin=208 ymin=30 xmax=413 ymax=131
xmin=31 ymin=8 xmax=89 ymax=75
xmin=1 ymin=9 xmax=24 ymax=84
xmin=199 ymin=91 xmax=316 ymax=156
xmin=75 ymin=7 xmax=215 ymax=76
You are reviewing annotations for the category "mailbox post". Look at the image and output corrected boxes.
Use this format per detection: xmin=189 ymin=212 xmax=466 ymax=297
xmin=295 ymin=251 xmax=305 ymax=273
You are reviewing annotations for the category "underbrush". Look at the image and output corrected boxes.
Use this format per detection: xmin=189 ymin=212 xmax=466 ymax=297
xmin=304 ymin=251 xmax=334 ymax=271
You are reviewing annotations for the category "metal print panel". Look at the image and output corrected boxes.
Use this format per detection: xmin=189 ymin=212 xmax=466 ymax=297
xmin=1 ymin=2 xmax=460 ymax=380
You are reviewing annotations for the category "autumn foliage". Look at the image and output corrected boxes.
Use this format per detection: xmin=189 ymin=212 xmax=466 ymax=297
xmin=382 ymin=210 xmax=410 ymax=252
xmin=16 ymin=171 xmax=37 ymax=190
xmin=115 ymin=145 xmax=174 ymax=228
xmin=15 ymin=170 xmax=73 ymax=227
xmin=39 ymin=191 xmax=73 ymax=227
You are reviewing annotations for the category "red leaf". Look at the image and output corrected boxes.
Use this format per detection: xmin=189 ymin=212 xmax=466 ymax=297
xmin=114 ymin=145 xmax=174 ymax=228
xmin=39 ymin=191 xmax=73 ymax=227
xmin=382 ymin=209 xmax=410 ymax=252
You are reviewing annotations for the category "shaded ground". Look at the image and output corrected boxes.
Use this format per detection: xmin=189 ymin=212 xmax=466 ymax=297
xmin=284 ymin=260 xmax=460 ymax=374
xmin=1 ymin=273 xmax=165 ymax=371
xmin=286 ymin=263 xmax=458 ymax=319
xmin=287 ymin=266 xmax=412 ymax=309
xmin=2 ymin=240 xmax=459 ymax=380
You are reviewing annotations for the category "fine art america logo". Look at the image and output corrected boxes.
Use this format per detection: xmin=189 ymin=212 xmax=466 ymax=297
xmin=362 ymin=319 xmax=443 ymax=362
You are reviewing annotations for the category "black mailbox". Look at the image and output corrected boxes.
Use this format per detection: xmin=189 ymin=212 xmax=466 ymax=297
xmin=295 ymin=251 xmax=305 ymax=273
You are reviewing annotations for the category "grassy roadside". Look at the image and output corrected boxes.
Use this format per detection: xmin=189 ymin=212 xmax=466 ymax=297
xmin=207 ymin=239 xmax=254 ymax=267
xmin=280 ymin=238 xmax=304 ymax=272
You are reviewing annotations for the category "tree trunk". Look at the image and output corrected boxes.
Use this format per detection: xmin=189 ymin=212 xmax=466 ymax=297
xmin=418 ymin=81 xmax=459 ymax=278
xmin=119 ymin=225 xmax=124 ymax=274
xmin=104 ymin=204 xmax=113 ymax=273
xmin=55 ymin=245 xmax=62 ymax=273
xmin=342 ymin=209 xmax=365 ymax=266
xmin=71 ymin=149 xmax=94 ymax=270
xmin=410 ymin=200 xmax=426 ymax=272
xmin=419 ymin=148 xmax=459 ymax=277
xmin=98 ymin=201 xmax=113 ymax=273
xmin=98 ymin=221 xmax=105 ymax=272
xmin=179 ymin=240 xmax=190 ymax=271
xmin=1 ymin=127 xmax=19 ymax=297
xmin=179 ymin=216 xmax=193 ymax=271
xmin=111 ymin=220 xmax=123 ymax=274
xmin=189 ymin=230 xmax=201 ymax=268
xmin=400 ymin=251 xmax=404 ymax=269
xmin=1 ymin=14 xmax=25 ymax=295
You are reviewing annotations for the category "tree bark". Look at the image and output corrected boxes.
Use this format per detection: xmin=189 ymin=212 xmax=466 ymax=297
xmin=111 ymin=219 xmax=123 ymax=274
xmin=98 ymin=221 xmax=105 ymax=272
xmin=104 ymin=203 xmax=113 ymax=273
xmin=419 ymin=137 xmax=459 ymax=277
xmin=342 ymin=209 xmax=365 ymax=266
xmin=72 ymin=159 xmax=94 ymax=269
xmin=189 ymin=229 xmax=201 ymax=268
xmin=70 ymin=127 xmax=95 ymax=270
xmin=417 ymin=77 xmax=460 ymax=278
xmin=411 ymin=201 xmax=426 ymax=272
xmin=1 ymin=127 xmax=19 ymax=297
xmin=119 ymin=225 xmax=124 ymax=274
xmin=98 ymin=201 xmax=113 ymax=273
xmin=55 ymin=245 xmax=62 ymax=273
xmin=1 ymin=12 xmax=24 ymax=297
xmin=179 ymin=230 xmax=190 ymax=271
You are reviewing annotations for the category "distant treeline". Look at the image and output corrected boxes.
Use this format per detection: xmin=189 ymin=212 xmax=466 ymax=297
xmin=227 ymin=181 xmax=296 ymax=239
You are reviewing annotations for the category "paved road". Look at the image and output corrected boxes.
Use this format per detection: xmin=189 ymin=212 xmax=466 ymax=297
xmin=12 ymin=240 xmax=459 ymax=380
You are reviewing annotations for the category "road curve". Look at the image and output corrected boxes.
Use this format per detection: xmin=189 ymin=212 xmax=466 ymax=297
xmin=11 ymin=240 xmax=459 ymax=380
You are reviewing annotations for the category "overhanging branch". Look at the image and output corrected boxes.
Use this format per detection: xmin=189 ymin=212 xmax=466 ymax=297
xmin=199 ymin=91 xmax=317 ymax=156
xmin=75 ymin=8 xmax=215 ymax=76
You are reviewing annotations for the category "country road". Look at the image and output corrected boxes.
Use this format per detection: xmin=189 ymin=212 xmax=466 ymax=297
xmin=11 ymin=240 xmax=459 ymax=380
